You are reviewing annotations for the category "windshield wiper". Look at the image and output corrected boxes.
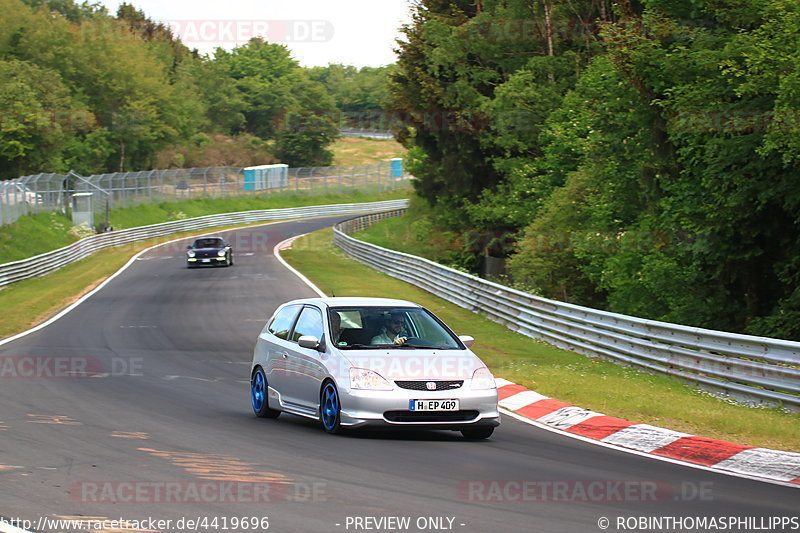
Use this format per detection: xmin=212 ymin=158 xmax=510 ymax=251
xmin=339 ymin=343 xmax=375 ymax=349
xmin=343 ymin=343 xmax=444 ymax=350
xmin=396 ymin=344 xmax=441 ymax=349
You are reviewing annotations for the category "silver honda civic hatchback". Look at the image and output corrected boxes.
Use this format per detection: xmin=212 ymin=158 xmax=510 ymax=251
xmin=250 ymin=297 xmax=500 ymax=438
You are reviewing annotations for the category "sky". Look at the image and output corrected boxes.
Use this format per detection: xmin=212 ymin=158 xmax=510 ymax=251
xmin=96 ymin=0 xmax=414 ymax=67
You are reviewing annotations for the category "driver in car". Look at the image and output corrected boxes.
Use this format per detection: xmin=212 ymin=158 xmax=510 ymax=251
xmin=371 ymin=313 xmax=408 ymax=345
xmin=329 ymin=311 xmax=342 ymax=344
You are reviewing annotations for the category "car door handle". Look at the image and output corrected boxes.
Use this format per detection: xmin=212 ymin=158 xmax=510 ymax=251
xmin=280 ymin=352 xmax=289 ymax=359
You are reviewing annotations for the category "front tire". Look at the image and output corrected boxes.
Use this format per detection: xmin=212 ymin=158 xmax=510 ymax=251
xmin=320 ymin=382 xmax=342 ymax=434
xmin=461 ymin=426 xmax=494 ymax=440
xmin=251 ymin=368 xmax=280 ymax=418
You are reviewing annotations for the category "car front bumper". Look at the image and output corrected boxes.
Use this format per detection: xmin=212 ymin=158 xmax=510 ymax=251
xmin=187 ymin=257 xmax=227 ymax=265
xmin=338 ymin=386 xmax=500 ymax=429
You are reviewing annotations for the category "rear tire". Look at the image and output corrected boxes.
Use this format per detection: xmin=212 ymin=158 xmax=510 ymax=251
xmin=251 ymin=368 xmax=280 ymax=418
xmin=461 ymin=426 xmax=494 ymax=440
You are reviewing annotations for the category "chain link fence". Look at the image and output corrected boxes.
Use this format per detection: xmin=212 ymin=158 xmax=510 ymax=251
xmin=0 ymin=160 xmax=410 ymax=226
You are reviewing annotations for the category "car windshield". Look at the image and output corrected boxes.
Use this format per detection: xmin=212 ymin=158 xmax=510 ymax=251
xmin=329 ymin=306 xmax=462 ymax=350
xmin=192 ymin=238 xmax=224 ymax=248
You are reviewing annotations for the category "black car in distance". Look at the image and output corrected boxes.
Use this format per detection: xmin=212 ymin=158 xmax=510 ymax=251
xmin=186 ymin=236 xmax=233 ymax=268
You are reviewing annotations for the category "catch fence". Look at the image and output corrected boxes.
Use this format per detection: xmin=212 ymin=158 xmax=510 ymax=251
xmin=1 ymin=160 xmax=410 ymax=225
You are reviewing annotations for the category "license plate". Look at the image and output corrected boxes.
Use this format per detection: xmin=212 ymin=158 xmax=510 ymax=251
xmin=201 ymin=259 xmax=211 ymax=263
xmin=409 ymin=399 xmax=459 ymax=411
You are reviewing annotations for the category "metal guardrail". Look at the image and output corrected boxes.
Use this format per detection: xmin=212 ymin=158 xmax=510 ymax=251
xmin=333 ymin=211 xmax=800 ymax=411
xmin=1 ymin=161 xmax=410 ymax=225
xmin=338 ymin=128 xmax=394 ymax=140
xmin=0 ymin=200 xmax=409 ymax=289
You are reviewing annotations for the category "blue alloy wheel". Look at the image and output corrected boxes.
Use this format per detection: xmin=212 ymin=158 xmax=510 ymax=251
xmin=320 ymin=382 xmax=342 ymax=433
xmin=251 ymin=368 xmax=280 ymax=419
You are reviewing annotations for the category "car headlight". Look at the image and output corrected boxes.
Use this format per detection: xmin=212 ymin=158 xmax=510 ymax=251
xmin=349 ymin=368 xmax=392 ymax=390
xmin=471 ymin=367 xmax=496 ymax=390
xmin=217 ymin=250 xmax=227 ymax=257
xmin=187 ymin=251 xmax=196 ymax=257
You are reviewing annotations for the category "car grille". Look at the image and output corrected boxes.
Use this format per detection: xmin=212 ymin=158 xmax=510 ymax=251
xmin=194 ymin=251 xmax=219 ymax=258
xmin=384 ymin=410 xmax=479 ymax=423
xmin=395 ymin=380 xmax=463 ymax=391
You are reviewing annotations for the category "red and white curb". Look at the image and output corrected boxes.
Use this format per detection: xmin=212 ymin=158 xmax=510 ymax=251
xmin=495 ymin=378 xmax=800 ymax=487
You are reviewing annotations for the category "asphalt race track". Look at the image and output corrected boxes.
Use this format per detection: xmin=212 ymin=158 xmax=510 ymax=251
xmin=0 ymin=216 xmax=797 ymax=533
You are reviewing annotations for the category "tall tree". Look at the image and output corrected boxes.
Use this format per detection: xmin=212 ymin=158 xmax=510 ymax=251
xmin=390 ymin=0 xmax=610 ymax=229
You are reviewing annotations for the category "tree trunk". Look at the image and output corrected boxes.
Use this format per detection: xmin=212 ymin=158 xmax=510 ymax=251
xmin=542 ymin=0 xmax=555 ymax=82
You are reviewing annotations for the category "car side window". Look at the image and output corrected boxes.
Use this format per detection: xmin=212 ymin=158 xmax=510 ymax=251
xmin=291 ymin=307 xmax=324 ymax=343
xmin=267 ymin=305 xmax=301 ymax=340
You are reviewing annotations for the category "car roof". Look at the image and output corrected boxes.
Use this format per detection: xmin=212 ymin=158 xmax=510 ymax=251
xmin=282 ymin=297 xmax=422 ymax=309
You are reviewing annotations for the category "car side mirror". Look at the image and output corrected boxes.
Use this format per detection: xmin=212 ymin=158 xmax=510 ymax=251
xmin=186 ymin=245 xmax=192 ymax=250
xmin=298 ymin=335 xmax=321 ymax=350
xmin=458 ymin=335 xmax=475 ymax=348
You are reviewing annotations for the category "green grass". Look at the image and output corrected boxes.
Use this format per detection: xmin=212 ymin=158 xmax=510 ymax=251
xmin=0 ymin=211 xmax=81 ymax=263
xmin=352 ymin=211 xmax=454 ymax=260
xmin=349 ymin=198 xmax=477 ymax=271
xmin=282 ymin=228 xmax=800 ymax=452
xmin=1 ymin=190 xmax=409 ymax=263
xmin=331 ymin=136 xmax=406 ymax=167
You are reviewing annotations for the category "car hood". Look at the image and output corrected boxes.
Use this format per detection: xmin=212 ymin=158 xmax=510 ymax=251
xmin=341 ymin=349 xmax=484 ymax=380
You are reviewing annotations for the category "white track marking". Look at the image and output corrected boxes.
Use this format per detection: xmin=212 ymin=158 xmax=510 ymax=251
xmin=537 ymin=406 xmax=604 ymax=430
xmin=498 ymin=390 xmax=549 ymax=411
xmin=600 ymin=424 xmax=691 ymax=453
xmin=714 ymin=448 xmax=800 ymax=483
xmin=272 ymin=235 xmax=327 ymax=297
